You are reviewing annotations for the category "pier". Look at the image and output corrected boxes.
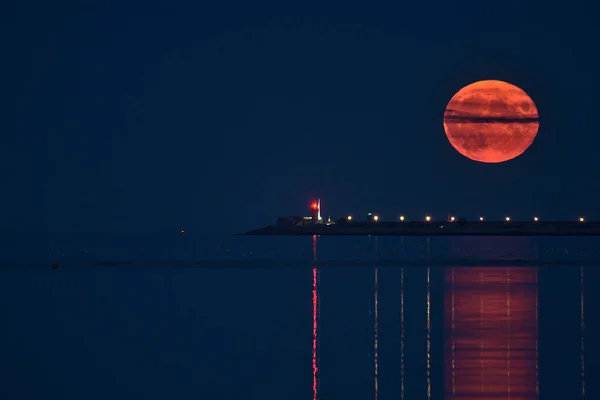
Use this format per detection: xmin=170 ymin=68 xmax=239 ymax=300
xmin=243 ymin=220 xmax=600 ymax=236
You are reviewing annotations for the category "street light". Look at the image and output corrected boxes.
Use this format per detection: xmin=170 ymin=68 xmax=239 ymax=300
xmin=479 ymin=216 xmax=484 ymax=221
xmin=347 ymin=215 xmax=352 ymax=221
xmin=373 ymin=215 xmax=379 ymax=222
xmin=450 ymin=216 xmax=455 ymax=222
xmin=399 ymin=216 xmax=405 ymax=221
xmin=579 ymin=217 xmax=585 ymax=223
xmin=425 ymin=216 xmax=431 ymax=222
xmin=505 ymin=216 xmax=511 ymax=222
xmin=534 ymin=216 xmax=539 ymax=222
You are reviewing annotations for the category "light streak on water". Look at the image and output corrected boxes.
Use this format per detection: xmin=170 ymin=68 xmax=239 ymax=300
xmin=507 ymin=269 xmax=512 ymax=397
xmin=451 ymin=267 xmax=456 ymax=397
xmin=401 ymin=267 xmax=405 ymax=400
xmin=312 ymin=267 xmax=318 ymax=400
xmin=426 ymin=266 xmax=431 ymax=400
xmin=445 ymin=267 xmax=538 ymax=400
xmin=481 ymin=270 xmax=485 ymax=394
xmin=374 ymin=267 xmax=379 ymax=400
xmin=581 ymin=266 xmax=585 ymax=399
xmin=535 ymin=268 xmax=539 ymax=397
xmin=371 ymin=236 xmax=379 ymax=400
xmin=312 ymin=235 xmax=319 ymax=400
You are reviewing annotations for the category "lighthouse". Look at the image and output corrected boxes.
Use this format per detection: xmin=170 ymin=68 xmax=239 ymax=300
xmin=309 ymin=199 xmax=322 ymax=224
xmin=318 ymin=199 xmax=321 ymax=222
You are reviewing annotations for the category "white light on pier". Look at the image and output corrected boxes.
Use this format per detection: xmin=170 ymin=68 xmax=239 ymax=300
xmin=450 ymin=216 xmax=455 ymax=222
xmin=534 ymin=216 xmax=539 ymax=222
xmin=373 ymin=215 xmax=379 ymax=222
xmin=505 ymin=216 xmax=511 ymax=222
xmin=479 ymin=216 xmax=484 ymax=221
xmin=579 ymin=217 xmax=585 ymax=223
xmin=425 ymin=216 xmax=431 ymax=222
xmin=399 ymin=216 xmax=405 ymax=221
xmin=347 ymin=215 xmax=352 ymax=221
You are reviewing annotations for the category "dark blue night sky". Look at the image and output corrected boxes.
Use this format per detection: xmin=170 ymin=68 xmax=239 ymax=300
xmin=4 ymin=1 xmax=600 ymax=234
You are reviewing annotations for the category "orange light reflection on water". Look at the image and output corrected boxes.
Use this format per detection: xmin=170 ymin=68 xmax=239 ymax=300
xmin=374 ymin=267 xmax=379 ymax=400
xmin=400 ymin=267 xmax=405 ymax=400
xmin=581 ymin=266 xmax=585 ymax=399
xmin=312 ymin=235 xmax=318 ymax=400
xmin=445 ymin=267 xmax=538 ymax=400
xmin=312 ymin=266 xmax=318 ymax=400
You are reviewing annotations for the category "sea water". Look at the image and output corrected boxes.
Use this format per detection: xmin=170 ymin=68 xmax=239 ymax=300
xmin=0 ymin=234 xmax=598 ymax=400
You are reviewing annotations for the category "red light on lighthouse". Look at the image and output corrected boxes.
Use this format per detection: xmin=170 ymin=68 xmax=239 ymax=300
xmin=311 ymin=202 xmax=318 ymax=210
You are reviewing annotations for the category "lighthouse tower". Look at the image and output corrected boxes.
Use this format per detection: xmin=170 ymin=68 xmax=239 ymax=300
xmin=309 ymin=199 xmax=321 ymax=224
xmin=318 ymin=199 xmax=321 ymax=222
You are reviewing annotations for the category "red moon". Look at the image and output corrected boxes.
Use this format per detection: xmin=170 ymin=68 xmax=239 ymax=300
xmin=443 ymin=80 xmax=539 ymax=163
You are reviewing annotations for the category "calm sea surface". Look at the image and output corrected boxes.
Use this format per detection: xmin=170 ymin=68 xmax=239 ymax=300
xmin=0 ymin=234 xmax=598 ymax=400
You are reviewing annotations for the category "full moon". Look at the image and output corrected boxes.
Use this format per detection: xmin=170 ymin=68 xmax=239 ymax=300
xmin=443 ymin=80 xmax=539 ymax=163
